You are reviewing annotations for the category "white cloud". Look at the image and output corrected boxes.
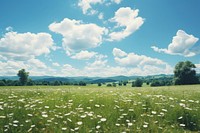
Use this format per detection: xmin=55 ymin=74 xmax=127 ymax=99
xmin=78 ymin=0 xmax=123 ymax=15
xmin=78 ymin=0 xmax=104 ymax=15
xmin=111 ymin=0 xmax=122 ymax=4
xmin=98 ymin=12 xmax=104 ymax=20
xmin=108 ymin=7 xmax=144 ymax=41
xmin=27 ymin=58 xmax=47 ymax=69
xmin=0 ymin=31 xmax=54 ymax=61
xmin=5 ymin=26 xmax=13 ymax=32
xmin=71 ymin=50 xmax=97 ymax=60
xmin=113 ymin=48 xmax=173 ymax=75
xmin=52 ymin=62 xmax=60 ymax=67
xmin=0 ymin=58 xmax=54 ymax=76
xmin=49 ymin=18 xmax=107 ymax=55
xmin=113 ymin=48 xmax=127 ymax=57
xmin=151 ymin=30 xmax=199 ymax=57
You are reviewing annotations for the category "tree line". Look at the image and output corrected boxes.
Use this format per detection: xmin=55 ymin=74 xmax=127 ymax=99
xmin=0 ymin=61 xmax=199 ymax=87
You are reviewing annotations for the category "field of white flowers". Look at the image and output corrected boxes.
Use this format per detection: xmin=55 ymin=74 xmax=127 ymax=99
xmin=0 ymin=85 xmax=200 ymax=132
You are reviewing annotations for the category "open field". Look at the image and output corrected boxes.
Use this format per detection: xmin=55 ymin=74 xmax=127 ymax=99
xmin=0 ymin=85 xmax=200 ymax=133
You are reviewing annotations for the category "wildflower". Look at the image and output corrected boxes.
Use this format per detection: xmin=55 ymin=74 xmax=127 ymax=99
xmin=80 ymin=115 xmax=86 ymax=118
xmin=44 ymin=106 xmax=49 ymax=109
xmin=100 ymin=118 xmax=107 ymax=122
xmin=27 ymin=114 xmax=33 ymax=117
xmin=180 ymin=124 xmax=185 ymax=127
xmin=62 ymin=127 xmax=67 ymax=130
xmin=31 ymin=125 xmax=35 ymax=128
xmin=42 ymin=114 xmax=48 ymax=118
xmin=129 ymin=109 xmax=134 ymax=112
xmin=188 ymin=100 xmax=194 ymax=103
xmin=178 ymin=116 xmax=183 ymax=120
xmin=179 ymin=103 xmax=186 ymax=107
xmin=143 ymin=125 xmax=148 ymax=128
xmin=13 ymin=120 xmax=19 ymax=123
xmin=0 ymin=116 xmax=6 ymax=119
xmin=151 ymin=111 xmax=157 ymax=115
xmin=95 ymin=104 xmax=100 ymax=107
xmin=77 ymin=121 xmax=83 ymax=125
xmin=68 ymin=100 xmax=73 ymax=102
xmin=161 ymin=109 xmax=167 ymax=112
xmin=13 ymin=124 xmax=18 ymax=127
xmin=128 ymin=123 xmax=133 ymax=126
xmin=116 ymin=123 xmax=120 ymax=126
xmin=96 ymin=125 xmax=101 ymax=129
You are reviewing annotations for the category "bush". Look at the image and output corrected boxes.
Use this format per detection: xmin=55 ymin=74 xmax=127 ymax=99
xmin=98 ymin=83 xmax=102 ymax=86
xmin=112 ymin=83 xmax=117 ymax=87
xmin=132 ymin=78 xmax=143 ymax=87
xmin=150 ymin=80 xmax=161 ymax=87
xmin=106 ymin=84 xmax=112 ymax=87
xmin=0 ymin=80 xmax=6 ymax=86
xmin=79 ymin=81 xmax=87 ymax=86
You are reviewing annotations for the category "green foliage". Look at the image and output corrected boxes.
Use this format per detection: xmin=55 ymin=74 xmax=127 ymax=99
xmin=123 ymin=81 xmax=128 ymax=86
xmin=0 ymin=85 xmax=200 ymax=132
xmin=79 ymin=81 xmax=87 ymax=86
xmin=53 ymin=81 xmax=61 ymax=86
xmin=112 ymin=82 xmax=117 ymax=87
xmin=118 ymin=82 xmax=122 ymax=86
xmin=98 ymin=83 xmax=102 ymax=86
xmin=17 ymin=69 xmax=29 ymax=86
xmin=106 ymin=83 xmax=112 ymax=87
xmin=132 ymin=78 xmax=143 ymax=87
xmin=174 ymin=61 xmax=199 ymax=85
xmin=0 ymin=80 xmax=6 ymax=86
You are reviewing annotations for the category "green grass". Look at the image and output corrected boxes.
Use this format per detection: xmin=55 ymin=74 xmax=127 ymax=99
xmin=0 ymin=85 xmax=200 ymax=132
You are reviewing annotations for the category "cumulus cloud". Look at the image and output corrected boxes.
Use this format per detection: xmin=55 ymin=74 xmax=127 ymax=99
xmin=0 ymin=58 xmax=55 ymax=76
xmin=113 ymin=48 xmax=127 ymax=57
xmin=108 ymin=7 xmax=144 ymax=41
xmin=78 ymin=0 xmax=123 ymax=15
xmin=151 ymin=30 xmax=199 ymax=57
xmin=71 ymin=50 xmax=97 ymax=60
xmin=0 ymin=31 xmax=54 ymax=60
xmin=78 ymin=0 xmax=103 ymax=15
xmin=111 ymin=0 xmax=122 ymax=4
xmin=27 ymin=58 xmax=47 ymax=69
xmin=49 ymin=18 xmax=107 ymax=55
xmin=98 ymin=12 xmax=104 ymax=20
xmin=52 ymin=62 xmax=60 ymax=67
xmin=112 ymin=48 xmax=172 ymax=75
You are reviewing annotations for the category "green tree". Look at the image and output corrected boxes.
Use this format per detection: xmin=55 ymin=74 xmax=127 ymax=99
xmin=98 ymin=83 xmax=102 ymax=87
xmin=132 ymin=78 xmax=143 ymax=87
xmin=112 ymin=82 xmax=117 ymax=87
xmin=17 ymin=69 xmax=29 ymax=86
xmin=174 ymin=61 xmax=199 ymax=85
xmin=106 ymin=83 xmax=112 ymax=87
xmin=0 ymin=80 xmax=6 ymax=86
xmin=123 ymin=81 xmax=128 ymax=86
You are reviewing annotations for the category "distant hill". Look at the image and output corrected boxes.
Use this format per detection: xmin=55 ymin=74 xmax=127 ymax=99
xmin=0 ymin=74 xmax=180 ymax=84
xmin=90 ymin=78 xmax=117 ymax=84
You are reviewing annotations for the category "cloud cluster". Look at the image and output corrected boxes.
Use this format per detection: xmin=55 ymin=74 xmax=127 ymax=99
xmin=70 ymin=50 xmax=97 ymax=60
xmin=113 ymin=48 xmax=172 ymax=75
xmin=78 ymin=0 xmax=123 ymax=15
xmin=108 ymin=7 xmax=144 ymax=41
xmin=152 ymin=30 xmax=199 ymax=57
xmin=49 ymin=18 xmax=107 ymax=55
xmin=0 ymin=31 xmax=54 ymax=61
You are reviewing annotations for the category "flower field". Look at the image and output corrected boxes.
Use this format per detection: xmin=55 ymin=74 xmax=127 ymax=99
xmin=0 ymin=85 xmax=200 ymax=132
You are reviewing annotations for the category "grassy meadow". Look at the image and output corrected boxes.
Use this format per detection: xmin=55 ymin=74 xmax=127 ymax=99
xmin=0 ymin=85 xmax=200 ymax=133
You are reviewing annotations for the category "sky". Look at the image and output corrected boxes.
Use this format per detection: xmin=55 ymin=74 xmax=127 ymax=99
xmin=0 ymin=0 xmax=200 ymax=77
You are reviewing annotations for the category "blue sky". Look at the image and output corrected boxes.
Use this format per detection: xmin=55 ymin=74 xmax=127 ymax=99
xmin=0 ymin=0 xmax=200 ymax=77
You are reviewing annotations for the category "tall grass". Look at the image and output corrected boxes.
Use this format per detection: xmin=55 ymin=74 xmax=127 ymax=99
xmin=0 ymin=85 xmax=200 ymax=132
